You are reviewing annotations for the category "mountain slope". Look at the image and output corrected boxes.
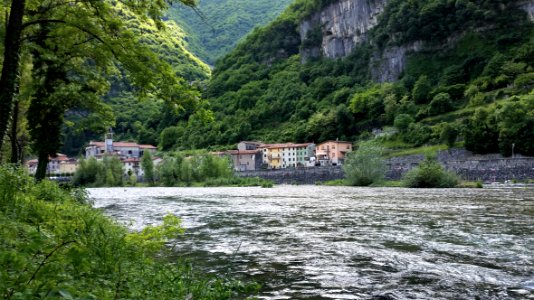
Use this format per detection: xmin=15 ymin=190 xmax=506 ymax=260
xmin=164 ymin=0 xmax=534 ymax=156
xmin=166 ymin=0 xmax=293 ymax=65
xmin=61 ymin=9 xmax=211 ymax=156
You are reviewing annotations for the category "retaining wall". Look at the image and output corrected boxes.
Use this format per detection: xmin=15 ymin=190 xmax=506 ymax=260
xmin=237 ymin=149 xmax=534 ymax=183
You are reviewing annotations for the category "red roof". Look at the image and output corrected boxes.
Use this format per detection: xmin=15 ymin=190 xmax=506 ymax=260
xmin=88 ymin=141 xmax=156 ymax=149
xmin=226 ymin=150 xmax=261 ymax=155
xmin=260 ymin=143 xmax=313 ymax=149
xmin=122 ymin=158 xmax=140 ymax=163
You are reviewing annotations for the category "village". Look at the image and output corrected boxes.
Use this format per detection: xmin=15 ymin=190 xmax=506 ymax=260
xmin=26 ymin=130 xmax=353 ymax=178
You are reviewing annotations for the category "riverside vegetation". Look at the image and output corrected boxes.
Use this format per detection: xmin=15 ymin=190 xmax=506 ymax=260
xmin=72 ymin=153 xmax=272 ymax=188
xmin=342 ymin=141 xmax=460 ymax=188
xmin=0 ymin=166 xmax=260 ymax=299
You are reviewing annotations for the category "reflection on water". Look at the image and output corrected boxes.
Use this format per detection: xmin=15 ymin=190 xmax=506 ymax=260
xmin=90 ymin=186 xmax=534 ymax=299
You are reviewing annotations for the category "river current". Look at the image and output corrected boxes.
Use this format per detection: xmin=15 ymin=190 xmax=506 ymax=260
xmin=89 ymin=186 xmax=534 ymax=299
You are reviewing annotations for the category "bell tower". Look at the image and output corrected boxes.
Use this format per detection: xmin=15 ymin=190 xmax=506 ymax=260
xmin=105 ymin=128 xmax=113 ymax=154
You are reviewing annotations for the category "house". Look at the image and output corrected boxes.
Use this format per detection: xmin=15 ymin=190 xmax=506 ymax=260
xmin=85 ymin=130 xmax=156 ymax=160
xmin=26 ymin=153 xmax=79 ymax=175
xmin=226 ymin=150 xmax=262 ymax=171
xmin=316 ymin=140 xmax=353 ymax=166
xmin=260 ymin=143 xmax=316 ymax=169
xmin=122 ymin=156 xmax=162 ymax=177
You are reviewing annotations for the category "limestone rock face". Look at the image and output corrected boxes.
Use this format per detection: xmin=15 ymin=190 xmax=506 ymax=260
xmin=370 ymin=42 xmax=423 ymax=83
xmin=520 ymin=0 xmax=534 ymax=21
xmin=299 ymin=0 xmax=534 ymax=81
xmin=300 ymin=0 xmax=388 ymax=59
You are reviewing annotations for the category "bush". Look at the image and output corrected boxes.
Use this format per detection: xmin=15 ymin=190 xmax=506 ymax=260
xmin=402 ymin=157 xmax=459 ymax=188
xmin=0 ymin=167 xmax=259 ymax=299
xmin=343 ymin=141 xmax=386 ymax=186
xmin=429 ymin=92 xmax=453 ymax=116
xmin=404 ymin=123 xmax=432 ymax=146
xmin=440 ymin=123 xmax=458 ymax=148
xmin=394 ymin=114 xmax=415 ymax=132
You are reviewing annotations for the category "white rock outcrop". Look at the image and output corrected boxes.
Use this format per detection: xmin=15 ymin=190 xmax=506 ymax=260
xmin=300 ymin=0 xmax=388 ymax=59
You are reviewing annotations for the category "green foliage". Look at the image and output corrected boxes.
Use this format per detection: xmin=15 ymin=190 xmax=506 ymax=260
xmin=402 ymin=157 xmax=459 ymax=188
xmin=343 ymin=142 xmax=386 ymax=186
xmin=73 ymin=157 xmax=123 ymax=187
xmin=394 ymin=114 xmax=415 ymax=132
xmin=0 ymin=167 xmax=259 ymax=299
xmin=429 ymin=93 xmax=453 ymax=116
xmin=404 ymin=123 xmax=432 ymax=146
xmin=141 ymin=151 xmax=155 ymax=185
xmin=440 ymin=123 xmax=459 ymax=148
xmin=156 ymin=153 xmax=244 ymax=186
xmin=167 ymin=0 xmax=293 ymax=64
xmin=412 ymin=75 xmax=432 ymax=104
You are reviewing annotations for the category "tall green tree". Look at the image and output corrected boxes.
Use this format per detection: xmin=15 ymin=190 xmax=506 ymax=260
xmin=0 ymin=0 xmax=198 ymax=165
xmin=142 ymin=151 xmax=155 ymax=185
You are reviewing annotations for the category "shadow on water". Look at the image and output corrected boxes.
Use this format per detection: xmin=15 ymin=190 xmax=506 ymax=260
xmin=90 ymin=186 xmax=534 ymax=299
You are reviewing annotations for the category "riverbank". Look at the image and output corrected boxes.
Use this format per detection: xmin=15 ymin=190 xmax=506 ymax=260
xmin=0 ymin=167 xmax=259 ymax=299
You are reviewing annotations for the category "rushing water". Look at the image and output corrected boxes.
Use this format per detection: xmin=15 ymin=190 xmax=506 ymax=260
xmin=89 ymin=186 xmax=534 ymax=299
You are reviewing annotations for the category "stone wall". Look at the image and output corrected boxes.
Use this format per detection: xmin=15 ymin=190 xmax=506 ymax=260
xmin=386 ymin=149 xmax=534 ymax=182
xmin=237 ymin=167 xmax=345 ymax=184
xmin=237 ymin=149 xmax=534 ymax=184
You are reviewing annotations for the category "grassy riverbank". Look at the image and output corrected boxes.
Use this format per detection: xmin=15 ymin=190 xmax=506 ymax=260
xmin=0 ymin=166 xmax=259 ymax=299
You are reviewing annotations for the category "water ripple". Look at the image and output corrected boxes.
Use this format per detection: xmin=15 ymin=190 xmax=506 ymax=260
xmin=90 ymin=186 xmax=534 ymax=299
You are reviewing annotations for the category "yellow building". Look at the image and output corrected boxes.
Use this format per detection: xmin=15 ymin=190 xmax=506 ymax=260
xmin=260 ymin=143 xmax=315 ymax=169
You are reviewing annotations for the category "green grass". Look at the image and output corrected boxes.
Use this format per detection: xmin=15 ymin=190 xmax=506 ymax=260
xmin=383 ymin=144 xmax=449 ymax=158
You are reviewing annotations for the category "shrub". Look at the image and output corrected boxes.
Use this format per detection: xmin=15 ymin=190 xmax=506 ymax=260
xmin=412 ymin=75 xmax=432 ymax=104
xmin=405 ymin=123 xmax=432 ymax=146
xmin=394 ymin=114 xmax=415 ymax=132
xmin=343 ymin=141 xmax=386 ymax=186
xmin=429 ymin=92 xmax=453 ymax=116
xmin=402 ymin=157 xmax=459 ymax=188
xmin=0 ymin=167 xmax=259 ymax=299
xmin=440 ymin=123 xmax=458 ymax=148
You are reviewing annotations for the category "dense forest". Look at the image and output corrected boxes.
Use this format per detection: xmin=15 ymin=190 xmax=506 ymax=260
xmin=159 ymin=0 xmax=534 ymax=157
xmin=166 ymin=0 xmax=293 ymax=65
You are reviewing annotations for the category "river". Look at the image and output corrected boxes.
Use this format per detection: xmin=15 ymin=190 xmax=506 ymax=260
xmin=89 ymin=186 xmax=534 ymax=299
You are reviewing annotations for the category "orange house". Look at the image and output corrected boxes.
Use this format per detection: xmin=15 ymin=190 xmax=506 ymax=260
xmin=315 ymin=140 xmax=353 ymax=166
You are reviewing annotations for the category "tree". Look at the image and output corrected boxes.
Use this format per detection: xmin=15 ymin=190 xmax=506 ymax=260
xmin=394 ymin=114 xmax=415 ymax=132
xmin=342 ymin=141 xmax=386 ymax=186
xmin=412 ymin=75 xmax=432 ymax=104
xmin=142 ymin=151 xmax=155 ymax=185
xmin=440 ymin=123 xmax=458 ymax=148
xmin=428 ymin=92 xmax=453 ymax=116
xmin=0 ymin=0 xmax=198 ymax=165
xmin=402 ymin=157 xmax=458 ymax=188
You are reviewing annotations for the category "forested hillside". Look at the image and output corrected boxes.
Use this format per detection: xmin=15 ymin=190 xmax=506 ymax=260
xmin=161 ymin=0 xmax=534 ymax=157
xmin=61 ymin=6 xmax=211 ymax=156
xmin=166 ymin=0 xmax=293 ymax=65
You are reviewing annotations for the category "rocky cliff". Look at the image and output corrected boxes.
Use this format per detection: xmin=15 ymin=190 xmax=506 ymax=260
xmin=300 ymin=0 xmax=534 ymax=81
xmin=300 ymin=0 xmax=388 ymax=59
xmin=521 ymin=0 xmax=534 ymax=21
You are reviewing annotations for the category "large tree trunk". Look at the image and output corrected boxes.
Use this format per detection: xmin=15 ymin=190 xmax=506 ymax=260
xmin=0 ymin=0 xmax=26 ymax=151
xmin=35 ymin=150 xmax=49 ymax=181
xmin=10 ymin=100 xmax=20 ymax=164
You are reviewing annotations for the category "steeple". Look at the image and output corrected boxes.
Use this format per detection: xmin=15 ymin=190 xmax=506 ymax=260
xmin=105 ymin=128 xmax=113 ymax=153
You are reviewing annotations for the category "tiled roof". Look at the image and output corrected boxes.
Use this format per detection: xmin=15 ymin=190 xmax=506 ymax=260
xmin=260 ymin=143 xmax=313 ymax=149
xmin=88 ymin=141 xmax=156 ymax=149
xmin=318 ymin=140 xmax=352 ymax=145
xmin=226 ymin=150 xmax=261 ymax=155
